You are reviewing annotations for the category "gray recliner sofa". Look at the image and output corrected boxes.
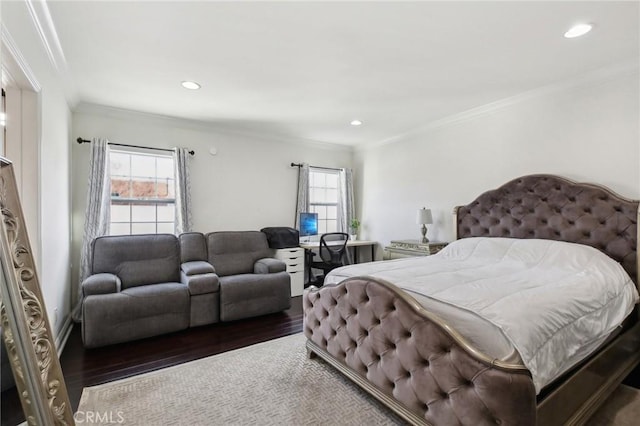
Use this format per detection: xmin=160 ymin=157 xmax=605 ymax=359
xmin=82 ymin=234 xmax=218 ymax=348
xmin=82 ymin=231 xmax=291 ymax=348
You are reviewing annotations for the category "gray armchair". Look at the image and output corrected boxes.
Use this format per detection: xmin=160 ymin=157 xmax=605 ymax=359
xmin=82 ymin=234 xmax=218 ymax=348
xmin=206 ymin=231 xmax=291 ymax=321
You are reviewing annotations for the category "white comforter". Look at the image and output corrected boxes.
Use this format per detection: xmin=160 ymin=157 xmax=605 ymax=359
xmin=325 ymin=237 xmax=638 ymax=392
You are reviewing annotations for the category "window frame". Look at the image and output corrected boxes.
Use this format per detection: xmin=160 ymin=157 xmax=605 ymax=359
xmin=108 ymin=149 xmax=177 ymax=236
xmin=308 ymin=167 xmax=340 ymax=234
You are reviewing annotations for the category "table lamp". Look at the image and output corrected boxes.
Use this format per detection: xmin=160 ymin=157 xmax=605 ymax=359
xmin=417 ymin=207 xmax=433 ymax=243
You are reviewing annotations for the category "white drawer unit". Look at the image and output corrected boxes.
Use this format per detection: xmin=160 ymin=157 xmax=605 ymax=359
xmin=274 ymin=247 xmax=305 ymax=296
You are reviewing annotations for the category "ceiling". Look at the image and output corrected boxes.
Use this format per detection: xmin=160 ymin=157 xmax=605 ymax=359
xmin=46 ymin=1 xmax=639 ymax=146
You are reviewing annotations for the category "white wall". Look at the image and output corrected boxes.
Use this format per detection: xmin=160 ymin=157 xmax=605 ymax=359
xmin=355 ymin=66 xmax=640 ymax=251
xmin=5 ymin=88 xmax=41 ymax=270
xmin=3 ymin=2 xmax=73 ymax=339
xmin=71 ymin=105 xmax=353 ymax=300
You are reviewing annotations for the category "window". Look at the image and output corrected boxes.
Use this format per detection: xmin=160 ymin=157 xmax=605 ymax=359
xmin=109 ymin=150 xmax=176 ymax=235
xmin=308 ymin=168 xmax=339 ymax=234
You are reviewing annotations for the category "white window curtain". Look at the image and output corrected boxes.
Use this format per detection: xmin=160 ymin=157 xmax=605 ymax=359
xmin=174 ymin=147 xmax=193 ymax=234
xmin=294 ymin=163 xmax=310 ymax=229
xmin=73 ymin=138 xmax=111 ymax=322
xmin=338 ymin=168 xmax=355 ymax=233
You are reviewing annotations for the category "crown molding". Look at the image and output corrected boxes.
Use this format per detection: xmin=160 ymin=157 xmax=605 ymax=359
xmin=1 ymin=65 xmax=18 ymax=89
xmin=22 ymin=0 xmax=79 ymax=107
xmin=1 ymin=24 xmax=41 ymax=92
xmin=358 ymin=59 xmax=639 ymax=151
xmin=73 ymin=103 xmax=353 ymax=153
xmin=25 ymin=0 xmax=67 ymax=72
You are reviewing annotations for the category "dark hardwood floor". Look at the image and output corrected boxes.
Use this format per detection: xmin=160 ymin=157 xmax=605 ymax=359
xmin=1 ymin=296 xmax=303 ymax=426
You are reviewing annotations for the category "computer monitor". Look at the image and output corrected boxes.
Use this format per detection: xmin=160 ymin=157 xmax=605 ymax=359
xmin=299 ymin=212 xmax=318 ymax=239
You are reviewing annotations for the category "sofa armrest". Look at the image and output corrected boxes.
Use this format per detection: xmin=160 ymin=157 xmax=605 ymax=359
xmin=181 ymin=261 xmax=215 ymax=276
xmin=254 ymin=258 xmax=287 ymax=274
xmin=82 ymin=273 xmax=121 ymax=296
xmin=180 ymin=271 xmax=219 ymax=295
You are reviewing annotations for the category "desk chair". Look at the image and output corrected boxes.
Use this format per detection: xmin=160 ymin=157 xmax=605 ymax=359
xmin=309 ymin=232 xmax=351 ymax=285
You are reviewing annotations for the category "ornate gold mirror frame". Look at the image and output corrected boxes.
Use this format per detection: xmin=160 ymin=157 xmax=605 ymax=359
xmin=0 ymin=158 xmax=74 ymax=424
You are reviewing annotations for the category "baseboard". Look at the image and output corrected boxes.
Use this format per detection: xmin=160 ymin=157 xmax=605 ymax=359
xmin=55 ymin=315 xmax=74 ymax=356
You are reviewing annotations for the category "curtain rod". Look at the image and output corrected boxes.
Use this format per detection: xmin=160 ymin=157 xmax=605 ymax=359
xmin=76 ymin=138 xmax=195 ymax=156
xmin=290 ymin=162 xmax=341 ymax=172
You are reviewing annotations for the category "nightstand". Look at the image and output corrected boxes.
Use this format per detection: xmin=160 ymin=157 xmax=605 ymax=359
xmin=384 ymin=240 xmax=448 ymax=260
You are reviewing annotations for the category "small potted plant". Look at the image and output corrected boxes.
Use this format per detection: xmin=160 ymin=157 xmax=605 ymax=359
xmin=350 ymin=219 xmax=361 ymax=241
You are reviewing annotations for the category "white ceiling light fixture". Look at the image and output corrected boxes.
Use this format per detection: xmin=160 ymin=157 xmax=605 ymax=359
xmin=350 ymin=120 xmax=363 ymax=126
xmin=564 ymin=23 xmax=593 ymax=38
xmin=181 ymin=81 xmax=201 ymax=90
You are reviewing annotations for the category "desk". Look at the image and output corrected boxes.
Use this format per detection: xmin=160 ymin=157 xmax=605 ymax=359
xmin=299 ymin=240 xmax=377 ymax=284
xmin=300 ymin=240 xmax=377 ymax=263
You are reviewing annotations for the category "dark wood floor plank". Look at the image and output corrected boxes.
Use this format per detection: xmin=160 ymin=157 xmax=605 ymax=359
xmin=1 ymin=296 xmax=303 ymax=425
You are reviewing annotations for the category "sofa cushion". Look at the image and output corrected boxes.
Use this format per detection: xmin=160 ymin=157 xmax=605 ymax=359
xmin=91 ymin=234 xmax=180 ymax=289
xmin=179 ymin=232 xmax=208 ymax=262
xmin=82 ymin=282 xmax=190 ymax=348
xmin=219 ymin=272 xmax=291 ymax=321
xmin=206 ymin=231 xmax=271 ymax=277
xmin=119 ymin=282 xmax=188 ymax=301
xmin=254 ymin=258 xmax=286 ymax=274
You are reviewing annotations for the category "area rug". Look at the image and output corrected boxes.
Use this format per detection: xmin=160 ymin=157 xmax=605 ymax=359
xmin=77 ymin=333 xmax=640 ymax=425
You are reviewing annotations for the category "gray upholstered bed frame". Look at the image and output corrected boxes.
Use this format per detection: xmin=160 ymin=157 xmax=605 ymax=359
xmin=303 ymin=174 xmax=640 ymax=425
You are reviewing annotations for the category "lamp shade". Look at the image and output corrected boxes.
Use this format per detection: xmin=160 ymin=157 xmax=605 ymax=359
xmin=417 ymin=208 xmax=433 ymax=225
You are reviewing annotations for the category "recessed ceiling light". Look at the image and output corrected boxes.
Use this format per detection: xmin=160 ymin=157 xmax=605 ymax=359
xmin=564 ymin=23 xmax=593 ymax=38
xmin=350 ymin=120 xmax=363 ymax=126
xmin=181 ymin=81 xmax=201 ymax=90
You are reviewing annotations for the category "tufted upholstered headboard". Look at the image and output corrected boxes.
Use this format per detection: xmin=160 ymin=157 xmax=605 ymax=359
xmin=455 ymin=174 xmax=639 ymax=285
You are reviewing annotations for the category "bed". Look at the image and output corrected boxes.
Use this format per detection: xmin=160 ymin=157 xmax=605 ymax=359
xmin=302 ymin=174 xmax=640 ymax=426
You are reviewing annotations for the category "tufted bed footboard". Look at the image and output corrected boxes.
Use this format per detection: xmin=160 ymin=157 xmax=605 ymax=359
xmin=303 ymin=276 xmax=537 ymax=426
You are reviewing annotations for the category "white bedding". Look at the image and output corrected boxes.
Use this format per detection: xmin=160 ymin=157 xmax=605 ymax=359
xmin=324 ymin=237 xmax=638 ymax=393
